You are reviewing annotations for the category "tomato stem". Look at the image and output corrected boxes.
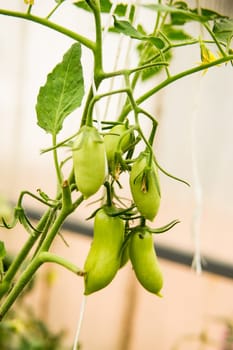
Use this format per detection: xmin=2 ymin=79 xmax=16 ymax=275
xmin=203 ymin=22 xmax=227 ymax=58
xmin=38 ymin=252 xmax=85 ymax=276
xmin=52 ymin=134 xmax=63 ymax=187
xmin=0 ymin=249 xmax=84 ymax=321
xmin=0 ymin=210 xmax=51 ymax=298
xmin=0 ymin=9 xmax=95 ymax=51
xmin=118 ymin=54 xmax=233 ymax=121
xmin=104 ymin=181 xmax=113 ymax=207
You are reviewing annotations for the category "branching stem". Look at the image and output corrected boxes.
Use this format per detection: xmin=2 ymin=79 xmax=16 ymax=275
xmin=0 ymin=9 xmax=95 ymax=51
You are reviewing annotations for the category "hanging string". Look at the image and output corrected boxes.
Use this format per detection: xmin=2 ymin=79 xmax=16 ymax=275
xmin=190 ymin=84 xmax=203 ymax=274
xmin=102 ymin=0 xmax=140 ymax=121
xmin=114 ymin=0 xmax=137 ymax=113
xmin=190 ymin=0 xmax=204 ymax=274
xmin=91 ymin=1 xmax=124 ymax=127
xmin=72 ymin=295 xmax=87 ymax=350
xmin=102 ymin=1 xmax=119 ymax=41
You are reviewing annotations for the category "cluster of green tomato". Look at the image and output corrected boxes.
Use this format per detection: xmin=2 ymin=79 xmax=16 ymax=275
xmin=72 ymin=123 xmax=162 ymax=296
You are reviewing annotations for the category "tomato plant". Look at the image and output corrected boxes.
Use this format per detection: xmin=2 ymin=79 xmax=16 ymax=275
xmin=0 ymin=0 xmax=232 ymax=348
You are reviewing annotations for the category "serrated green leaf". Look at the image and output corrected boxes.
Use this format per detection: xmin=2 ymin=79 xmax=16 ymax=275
xmin=74 ymin=0 xmax=110 ymax=13
xmin=73 ymin=0 xmax=91 ymax=12
xmin=162 ymin=24 xmax=193 ymax=41
xmin=171 ymin=7 xmax=223 ymax=25
xmin=170 ymin=1 xmax=189 ymax=25
xmin=0 ymin=241 xmax=6 ymax=260
xmin=142 ymin=51 xmax=172 ymax=81
xmin=113 ymin=16 xmax=144 ymax=39
xmin=213 ymin=18 xmax=233 ymax=46
xmin=142 ymin=3 xmax=225 ymax=25
xmin=173 ymin=1 xmax=188 ymax=9
xmin=74 ymin=0 xmax=129 ymax=16
xmin=148 ymin=37 xmax=165 ymax=49
xmin=113 ymin=17 xmax=164 ymax=49
xmin=114 ymin=3 xmax=128 ymax=17
xmin=36 ymin=43 xmax=84 ymax=135
xmin=137 ymin=42 xmax=172 ymax=81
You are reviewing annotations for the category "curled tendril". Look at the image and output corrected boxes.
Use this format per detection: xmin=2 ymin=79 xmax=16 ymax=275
xmin=1 ymin=206 xmax=42 ymax=235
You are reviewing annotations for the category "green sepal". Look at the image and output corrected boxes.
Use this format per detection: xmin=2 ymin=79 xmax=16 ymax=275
xmin=148 ymin=219 xmax=180 ymax=234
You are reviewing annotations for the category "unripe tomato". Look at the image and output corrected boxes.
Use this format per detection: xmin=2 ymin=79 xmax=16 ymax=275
xmin=129 ymin=230 xmax=163 ymax=295
xmin=129 ymin=151 xmax=160 ymax=221
xmin=72 ymin=126 xmax=106 ymax=198
xmin=84 ymin=208 xmax=125 ymax=295
xmin=104 ymin=124 xmax=133 ymax=173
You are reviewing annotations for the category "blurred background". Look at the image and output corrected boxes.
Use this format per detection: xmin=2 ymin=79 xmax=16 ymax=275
xmin=0 ymin=0 xmax=233 ymax=349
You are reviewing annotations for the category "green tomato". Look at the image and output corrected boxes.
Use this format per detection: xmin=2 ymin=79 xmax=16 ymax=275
xmin=72 ymin=126 xmax=106 ymax=198
xmin=129 ymin=230 xmax=163 ymax=296
xmin=129 ymin=151 xmax=160 ymax=221
xmin=104 ymin=123 xmax=133 ymax=174
xmin=84 ymin=208 xmax=125 ymax=295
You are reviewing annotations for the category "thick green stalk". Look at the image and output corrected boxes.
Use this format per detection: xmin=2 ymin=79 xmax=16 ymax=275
xmin=80 ymin=1 xmax=103 ymax=126
xmin=80 ymin=0 xmax=103 ymax=127
xmin=0 ymin=249 xmax=84 ymax=320
xmin=0 ymin=9 xmax=95 ymax=51
xmin=0 ymin=182 xmax=83 ymax=318
xmin=38 ymin=210 xmax=69 ymax=252
xmin=0 ymin=209 xmax=51 ymax=298
xmin=36 ymin=182 xmax=74 ymax=253
xmin=0 ymin=202 xmax=71 ymax=317
xmin=0 ymin=256 xmax=42 ymax=320
xmin=92 ymin=3 xmax=103 ymax=81
xmin=31 ymin=208 xmax=57 ymax=259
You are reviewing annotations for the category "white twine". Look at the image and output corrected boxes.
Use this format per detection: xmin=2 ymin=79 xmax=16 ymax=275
xmin=102 ymin=0 xmax=141 ymax=120
xmin=190 ymin=0 xmax=205 ymax=275
xmin=72 ymin=295 xmax=87 ymax=350
xmin=190 ymin=75 xmax=203 ymax=275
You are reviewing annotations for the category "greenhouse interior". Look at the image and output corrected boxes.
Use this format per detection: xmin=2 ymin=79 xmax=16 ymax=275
xmin=0 ymin=0 xmax=233 ymax=349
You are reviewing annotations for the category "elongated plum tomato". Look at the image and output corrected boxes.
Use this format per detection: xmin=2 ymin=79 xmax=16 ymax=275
xmin=84 ymin=208 xmax=125 ymax=295
xmin=104 ymin=124 xmax=132 ymax=171
xmin=129 ymin=151 xmax=160 ymax=221
xmin=129 ymin=230 xmax=163 ymax=296
xmin=72 ymin=126 xmax=106 ymax=198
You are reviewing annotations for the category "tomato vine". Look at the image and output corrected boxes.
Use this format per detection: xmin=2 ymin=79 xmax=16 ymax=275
xmin=0 ymin=0 xmax=233 ymax=324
